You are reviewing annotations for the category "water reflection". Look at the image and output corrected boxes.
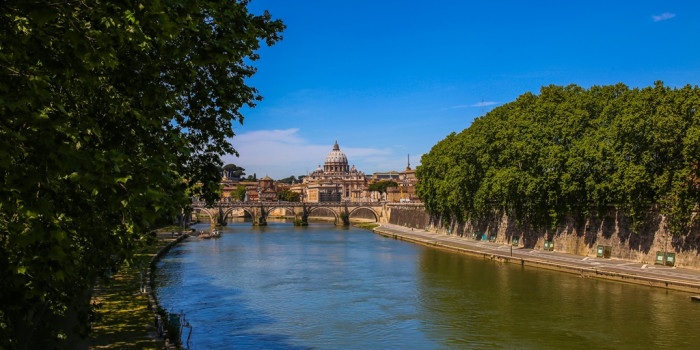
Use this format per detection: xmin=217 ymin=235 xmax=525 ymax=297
xmin=415 ymin=248 xmax=699 ymax=349
xmin=155 ymin=223 xmax=698 ymax=349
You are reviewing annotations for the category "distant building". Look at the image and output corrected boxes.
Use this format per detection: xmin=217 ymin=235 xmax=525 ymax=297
xmin=218 ymin=142 xmax=420 ymax=204
xmin=369 ymin=155 xmax=418 ymax=202
xmin=257 ymin=176 xmax=277 ymax=201
xmin=220 ymin=178 xmax=239 ymax=202
xmin=219 ymin=176 xmax=277 ymax=202
xmin=302 ymin=141 xmax=368 ymax=202
xmin=398 ymin=155 xmax=418 ymax=202
xmin=370 ymin=171 xmax=400 ymax=182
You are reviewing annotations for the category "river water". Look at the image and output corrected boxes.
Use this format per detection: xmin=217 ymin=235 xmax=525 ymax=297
xmin=154 ymin=221 xmax=699 ymax=349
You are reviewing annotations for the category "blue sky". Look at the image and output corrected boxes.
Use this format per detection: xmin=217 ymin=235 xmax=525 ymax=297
xmin=223 ymin=0 xmax=700 ymax=180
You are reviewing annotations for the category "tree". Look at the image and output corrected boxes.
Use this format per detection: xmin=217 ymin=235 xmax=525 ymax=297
xmin=277 ymin=175 xmax=302 ymax=184
xmin=417 ymin=83 xmax=700 ymax=233
xmin=0 ymin=1 xmax=284 ymax=348
xmin=369 ymin=180 xmax=399 ymax=194
xmin=223 ymin=163 xmax=246 ymax=180
xmin=235 ymin=184 xmax=248 ymax=202
xmin=278 ymin=189 xmax=301 ymax=202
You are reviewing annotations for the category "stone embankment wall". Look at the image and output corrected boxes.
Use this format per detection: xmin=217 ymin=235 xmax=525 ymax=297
xmin=386 ymin=203 xmax=700 ymax=270
xmin=385 ymin=203 xmax=430 ymax=229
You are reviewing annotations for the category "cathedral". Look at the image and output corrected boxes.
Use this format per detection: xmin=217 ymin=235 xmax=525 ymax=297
xmin=300 ymin=141 xmax=368 ymax=202
xmin=220 ymin=141 xmax=419 ymax=203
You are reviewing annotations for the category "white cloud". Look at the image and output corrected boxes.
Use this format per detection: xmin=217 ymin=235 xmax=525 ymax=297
xmin=471 ymin=101 xmax=497 ymax=107
xmin=443 ymin=101 xmax=497 ymax=110
xmin=223 ymin=128 xmax=412 ymax=179
xmin=652 ymin=12 xmax=676 ymax=22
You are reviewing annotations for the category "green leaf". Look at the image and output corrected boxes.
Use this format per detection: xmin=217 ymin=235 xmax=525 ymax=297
xmin=116 ymin=175 xmax=132 ymax=184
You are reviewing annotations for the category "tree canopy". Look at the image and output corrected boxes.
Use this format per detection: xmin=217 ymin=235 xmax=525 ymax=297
xmin=277 ymin=189 xmax=301 ymax=202
xmin=223 ymin=163 xmax=246 ymax=180
xmin=0 ymin=0 xmax=283 ymax=348
xmin=369 ymin=180 xmax=399 ymax=193
xmin=416 ymin=82 xmax=700 ymax=234
xmin=276 ymin=175 xmax=303 ymax=184
xmin=234 ymin=184 xmax=248 ymax=201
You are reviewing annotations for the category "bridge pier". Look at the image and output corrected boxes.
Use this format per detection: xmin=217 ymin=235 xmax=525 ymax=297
xmin=294 ymin=204 xmax=309 ymax=226
xmin=216 ymin=205 xmax=228 ymax=227
xmin=253 ymin=205 xmax=267 ymax=226
xmin=339 ymin=204 xmax=350 ymax=226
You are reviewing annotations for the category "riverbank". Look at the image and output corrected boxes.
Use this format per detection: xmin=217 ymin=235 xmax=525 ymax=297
xmin=374 ymin=223 xmax=700 ymax=294
xmin=89 ymin=230 xmax=188 ymax=349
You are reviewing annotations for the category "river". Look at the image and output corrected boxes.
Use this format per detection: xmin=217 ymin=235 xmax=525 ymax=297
xmin=154 ymin=220 xmax=699 ymax=349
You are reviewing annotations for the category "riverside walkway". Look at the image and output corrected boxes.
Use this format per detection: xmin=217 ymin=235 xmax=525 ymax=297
xmin=374 ymin=223 xmax=700 ymax=294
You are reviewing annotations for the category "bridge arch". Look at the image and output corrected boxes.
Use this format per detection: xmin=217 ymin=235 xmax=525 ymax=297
xmin=225 ymin=207 xmax=256 ymax=221
xmin=263 ymin=206 xmax=297 ymax=218
xmin=348 ymin=206 xmax=380 ymax=222
xmin=220 ymin=207 xmax=240 ymax=223
xmin=192 ymin=207 xmax=217 ymax=225
xmin=306 ymin=206 xmax=340 ymax=223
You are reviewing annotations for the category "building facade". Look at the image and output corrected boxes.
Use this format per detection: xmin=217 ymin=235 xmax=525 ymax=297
xmin=301 ymin=141 xmax=369 ymax=202
xmin=219 ymin=142 xmax=419 ymax=204
xmin=220 ymin=176 xmax=277 ymax=202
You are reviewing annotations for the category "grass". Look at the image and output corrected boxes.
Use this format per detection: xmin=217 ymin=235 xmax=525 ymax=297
xmin=89 ymin=229 xmax=182 ymax=349
xmin=354 ymin=222 xmax=380 ymax=230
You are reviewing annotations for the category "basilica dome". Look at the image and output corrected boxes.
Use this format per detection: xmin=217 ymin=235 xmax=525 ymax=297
xmin=324 ymin=141 xmax=349 ymax=174
xmin=325 ymin=141 xmax=347 ymax=164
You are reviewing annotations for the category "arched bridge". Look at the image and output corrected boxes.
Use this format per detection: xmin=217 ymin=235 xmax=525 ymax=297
xmin=191 ymin=201 xmax=389 ymax=227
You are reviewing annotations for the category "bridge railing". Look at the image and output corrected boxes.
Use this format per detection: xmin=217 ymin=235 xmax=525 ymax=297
xmin=191 ymin=200 xmax=388 ymax=208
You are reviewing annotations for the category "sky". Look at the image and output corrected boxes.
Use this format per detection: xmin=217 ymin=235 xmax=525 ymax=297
xmin=223 ymin=0 xmax=700 ymax=180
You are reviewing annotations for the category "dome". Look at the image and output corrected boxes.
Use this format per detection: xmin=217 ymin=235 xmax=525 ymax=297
xmin=325 ymin=141 xmax=348 ymax=165
xmin=324 ymin=141 xmax=349 ymax=174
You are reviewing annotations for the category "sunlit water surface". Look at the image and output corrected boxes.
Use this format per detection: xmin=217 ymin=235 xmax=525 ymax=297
xmin=155 ymin=221 xmax=699 ymax=349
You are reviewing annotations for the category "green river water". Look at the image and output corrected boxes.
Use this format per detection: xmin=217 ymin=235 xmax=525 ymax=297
xmin=154 ymin=221 xmax=699 ymax=349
